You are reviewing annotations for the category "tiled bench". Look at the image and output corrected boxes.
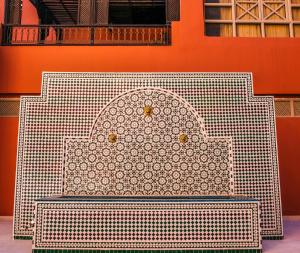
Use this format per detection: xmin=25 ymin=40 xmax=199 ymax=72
xmin=33 ymin=196 xmax=261 ymax=252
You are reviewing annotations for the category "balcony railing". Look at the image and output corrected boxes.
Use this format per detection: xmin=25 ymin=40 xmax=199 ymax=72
xmin=1 ymin=24 xmax=171 ymax=46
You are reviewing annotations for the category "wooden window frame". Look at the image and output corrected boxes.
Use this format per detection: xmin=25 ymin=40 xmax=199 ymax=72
xmin=204 ymin=0 xmax=300 ymax=37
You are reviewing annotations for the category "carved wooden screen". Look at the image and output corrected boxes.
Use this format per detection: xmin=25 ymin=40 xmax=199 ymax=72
xmin=95 ymin=0 xmax=109 ymax=25
xmin=78 ymin=0 xmax=109 ymax=24
xmin=166 ymin=0 xmax=180 ymax=21
xmin=0 ymin=98 xmax=20 ymax=117
xmin=204 ymin=0 xmax=300 ymax=37
xmin=274 ymin=98 xmax=300 ymax=117
xmin=78 ymin=0 xmax=93 ymax=24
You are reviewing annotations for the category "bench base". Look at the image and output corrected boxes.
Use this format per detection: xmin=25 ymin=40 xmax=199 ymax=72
xmin=33 ymin=250 xmax=262 ymax=253
xmin=33 ymin=196 xmax=261 ymax=252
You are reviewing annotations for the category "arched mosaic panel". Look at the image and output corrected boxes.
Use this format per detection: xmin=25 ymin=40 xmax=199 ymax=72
xmin=14 ymin=72 xmax=282 ymax=239
xmin=63 ymin=88 xmax=234 ymax=196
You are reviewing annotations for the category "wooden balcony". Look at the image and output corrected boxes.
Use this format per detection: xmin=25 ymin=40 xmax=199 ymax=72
xmin=1 ymin=24 xmax=171 ymax=45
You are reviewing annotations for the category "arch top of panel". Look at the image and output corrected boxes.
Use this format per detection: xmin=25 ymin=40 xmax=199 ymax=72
xmin=63 ymin=87 xmax=234 ymax=197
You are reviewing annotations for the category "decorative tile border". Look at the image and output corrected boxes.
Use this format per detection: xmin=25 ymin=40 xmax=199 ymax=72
xmin=32 ymin=249 xmax=262 ymax=253
xmin=33 ymin=197 xmax=261 ymax=251
xmin=14 ymin=72 xmax=282 ymax=238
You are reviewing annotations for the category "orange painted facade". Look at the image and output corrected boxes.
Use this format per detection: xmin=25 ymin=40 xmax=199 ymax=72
xmin=0 ymin=0 xmax=300 ymax=215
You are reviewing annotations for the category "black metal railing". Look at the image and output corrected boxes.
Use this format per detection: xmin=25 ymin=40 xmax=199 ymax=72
xmin=1 ymin=24 xmax=171 ymax=46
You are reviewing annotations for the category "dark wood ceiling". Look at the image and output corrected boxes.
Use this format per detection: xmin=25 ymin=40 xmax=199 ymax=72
xmin=37 ymin=0 xmax=78 ymax=24
xmin=35 ymin=0 xmax=166 ymax=24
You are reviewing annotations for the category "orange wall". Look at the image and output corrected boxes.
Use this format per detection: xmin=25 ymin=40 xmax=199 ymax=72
xmin=0 ymin=0 xmax=300 ymax=94
xmin=0 ymin=117 xmax=18 ymax=216
xmin=21 ymin=0 xmax=39 ymax=25
xmin=0 ymin=0 xmax=300 ymax=215
xmin=277 ymin=117 xmax=300 ymax=215
xmin=0 ymin=0 xmax=4 ymax=24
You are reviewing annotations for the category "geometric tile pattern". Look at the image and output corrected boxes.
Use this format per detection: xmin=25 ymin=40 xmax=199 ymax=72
xmin=64 ymin=88 xmax=234 ymax=196
xmin=14 ymin=72 xmax=282 ymax=238
xmin=33 ymin=196 xmax=261 ymax=250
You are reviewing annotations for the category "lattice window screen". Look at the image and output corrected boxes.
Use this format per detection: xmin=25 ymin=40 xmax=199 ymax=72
xmin=293 ymin=100 xmax=300 ymax=116
xmin=166 ymin=0 xmax=180 ymax=22
xmin=78 ymin=0 xmax=93 ymax=24
xmin=274 ymin=98 xmax=300 ymax=117
xmin=0 ymin=99 xmax=20 ymax=117
xmin=275 ymin=100 xmax=292 ymax=116
xmin=95 ymin=0 xmax=109 ymax=25
xmin=5 ymin=0 xmax=22 ymax=24
xmin=78 ymin=0 xmax=108 ymax=25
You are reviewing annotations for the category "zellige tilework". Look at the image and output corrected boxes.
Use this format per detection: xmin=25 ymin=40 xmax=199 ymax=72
xmin=63 ymin=88 xmax=234 ymax=196
xmin=33 ymin=196 xmax=261 ymax=251
xmin=14 ymin=73 xmax=282 ymax=238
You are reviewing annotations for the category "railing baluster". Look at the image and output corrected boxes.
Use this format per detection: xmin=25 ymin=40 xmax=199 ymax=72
xmin=4 ymin=26 xmax=9 ymax=45
xmin=142 ymin=28 xmax=145 ymax=43
xmin=56 ymin=27 xmax=60 ymax=44
xmin=9 ymin=26 xmax=12 ymax=44
xmin=13 ymin=28 xmax=17 ymax=43
xmin=75 ymin=28 xmax=77 ymax=42
xmin=16 ymin=28 xmax=20 ymax=43
xmin=65 ymin=28 xmax=69 ymax=43
xmin=91 ymin=27 xmax=94 ymax=45
xmin=38 ymin=26 xmax=41 ymax=44
xmin=26 ymin=27 xmax=30 ymax=43
xmin=20 ymin=27 xmax=24 ymax=43
xmin=4 ymin=26 xmax=8 ymax=45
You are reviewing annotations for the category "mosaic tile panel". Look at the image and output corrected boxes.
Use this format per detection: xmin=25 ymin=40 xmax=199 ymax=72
xmin=64 ymin=88 xmax=234 ymax=196
xmin=32 ymin=250 xmax=262 ymax=253
xmin=14 ymin=72 xmax=282 ymax=238
xmin=33 ymin=196 xmax=261 ymax=251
